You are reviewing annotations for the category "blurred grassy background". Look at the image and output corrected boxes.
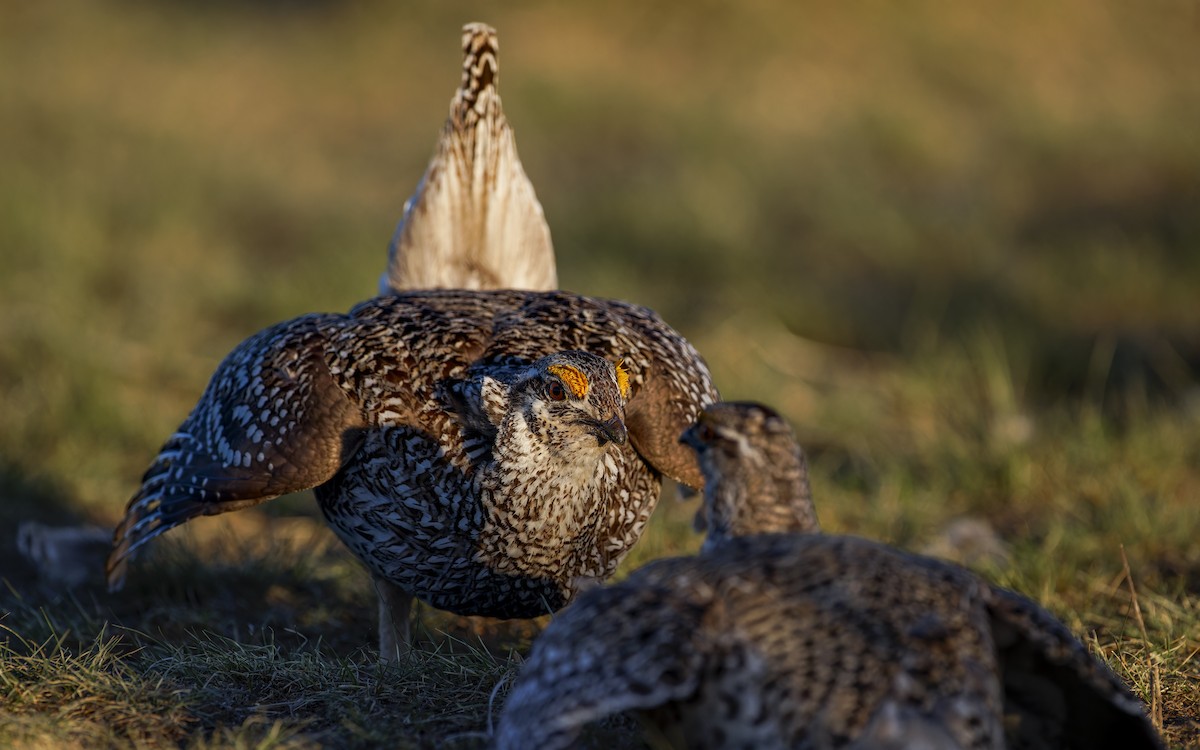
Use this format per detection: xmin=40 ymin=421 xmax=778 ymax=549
xmin=2 ymin=0 xmax=1199 ymax=746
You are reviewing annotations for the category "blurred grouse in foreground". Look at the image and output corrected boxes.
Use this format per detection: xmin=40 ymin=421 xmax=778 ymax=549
xmin=496 ymin=402 xmax=1162 ymax=750
xmin=107 ymin=291 xmax=717 ymax=659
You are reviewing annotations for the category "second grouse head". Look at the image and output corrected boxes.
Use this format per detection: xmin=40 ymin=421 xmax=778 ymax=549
xmin=680 ymin=401 xmax=819 ymax=548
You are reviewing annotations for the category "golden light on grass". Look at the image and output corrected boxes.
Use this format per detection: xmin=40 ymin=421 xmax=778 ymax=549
xmin=2 ymin=0 xmax=1198 ymax=746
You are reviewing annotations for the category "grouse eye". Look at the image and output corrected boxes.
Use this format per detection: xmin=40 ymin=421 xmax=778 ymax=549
xmin=696 ymin=423 xmax=716 ymax=442
xmin=547 ymin=381 xmax=567 ymax=401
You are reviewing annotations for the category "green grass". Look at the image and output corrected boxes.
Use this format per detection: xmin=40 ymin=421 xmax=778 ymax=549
xmin=2 ymin=0 xmax=1199 ymax=746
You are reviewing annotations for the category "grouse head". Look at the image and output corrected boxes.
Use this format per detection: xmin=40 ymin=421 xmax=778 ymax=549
xmin=502 ymin=350 xmax=631 ymax=469
xmin=680 ymin=401 xmax=819 ymax=547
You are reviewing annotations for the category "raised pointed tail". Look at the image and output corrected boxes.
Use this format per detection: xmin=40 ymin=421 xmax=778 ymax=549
xmin=380 ymin=22 xmax=556 ymax=294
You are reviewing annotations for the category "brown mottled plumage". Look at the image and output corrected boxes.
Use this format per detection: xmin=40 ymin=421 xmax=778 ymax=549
xmin=496 ymin=402 xmax=1162 ymax=750
xmin=106 ymin=291 xmax=717 ymax=657
xmin=379 ymin=23 xmax=556 ymax=294
xmin=680 ymin=401 xmax=818 ymax=550
xmin=372 ymin=22 xmax=557 ymax=653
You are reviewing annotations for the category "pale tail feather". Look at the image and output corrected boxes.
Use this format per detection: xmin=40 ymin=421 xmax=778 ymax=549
xmin=381 ymin=22 xmax=556 ymax=294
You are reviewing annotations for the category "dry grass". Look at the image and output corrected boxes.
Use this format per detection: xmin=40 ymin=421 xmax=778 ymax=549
xmin=2 ymin=0 xmax=1199 ymax=746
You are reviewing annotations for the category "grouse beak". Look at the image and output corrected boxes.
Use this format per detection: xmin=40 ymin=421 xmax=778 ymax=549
xmin=594 ymin=414 xmax=628 ymax=447
xmin=679 ymin=424 xmax=701 ymax=450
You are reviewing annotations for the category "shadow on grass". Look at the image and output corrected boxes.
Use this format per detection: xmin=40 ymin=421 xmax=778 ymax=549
xmin=2 ymin=482 xmax=548 ymax=662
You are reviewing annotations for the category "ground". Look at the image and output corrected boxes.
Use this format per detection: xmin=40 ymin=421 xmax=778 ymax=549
xmin=2 ymin=1 xmax=1198 ymax=747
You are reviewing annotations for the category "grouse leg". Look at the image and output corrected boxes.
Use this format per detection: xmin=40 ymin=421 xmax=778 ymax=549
xmin=375 ymin=578 xmax=414 ymax=661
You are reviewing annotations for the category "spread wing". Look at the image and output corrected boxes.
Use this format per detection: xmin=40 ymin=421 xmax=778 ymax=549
xmin=106 ymin=313 xmax=369 ymax=590
xmin=985 ymin=585 xmax=1164 ymax=749
xmin=616 ymin=305 xmax=719 ymax=490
